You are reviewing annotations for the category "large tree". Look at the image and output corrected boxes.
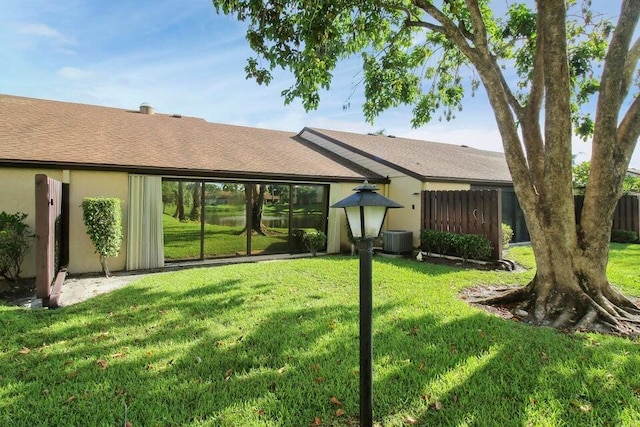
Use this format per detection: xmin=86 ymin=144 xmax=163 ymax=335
xmin=213 ymin=0 xmax=640 ymax=334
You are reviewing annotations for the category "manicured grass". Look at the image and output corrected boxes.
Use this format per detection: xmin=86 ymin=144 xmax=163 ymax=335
xmin=1 ymin=247 xmax=639 ymax=426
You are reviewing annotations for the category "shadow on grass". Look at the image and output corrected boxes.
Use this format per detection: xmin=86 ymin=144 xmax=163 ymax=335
xmin=0 ymin=261 xmax=639 ymax=426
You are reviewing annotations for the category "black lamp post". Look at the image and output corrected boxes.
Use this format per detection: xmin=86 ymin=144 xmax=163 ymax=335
xmin=331 ymin=181 xmax=403 ymax=426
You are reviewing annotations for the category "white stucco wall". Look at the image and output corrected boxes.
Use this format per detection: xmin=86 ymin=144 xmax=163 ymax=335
xmin=67 ymin=170 xmax=128 ymax=274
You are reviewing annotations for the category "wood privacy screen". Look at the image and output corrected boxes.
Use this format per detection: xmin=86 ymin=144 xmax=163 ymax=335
xmin=421 ymin=190 xmax=503 ymax=261
xmin=35 ymin=174 xmax=63 ymax=306
xmin=575 ymin=194 xmax=640 ymax=239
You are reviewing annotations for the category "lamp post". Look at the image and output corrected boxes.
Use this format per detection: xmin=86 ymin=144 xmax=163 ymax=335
xmin=331 ymin=182 xmax=403 ymax=426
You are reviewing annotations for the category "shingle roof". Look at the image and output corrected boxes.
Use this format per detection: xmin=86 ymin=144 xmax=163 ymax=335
xmin=304 ymin=127 xmax=512 ymax=184
xmin=0 ymin=94 xmax=380 ymax=182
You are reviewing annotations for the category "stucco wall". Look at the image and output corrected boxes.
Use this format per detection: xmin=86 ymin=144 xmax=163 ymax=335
xmin=67 ymin=170 xmax=128 ymax=274
xmin=328 ymin=182 xmax=363 ymax=253
xmin=0 ymin=168 xmax=128 ymax=277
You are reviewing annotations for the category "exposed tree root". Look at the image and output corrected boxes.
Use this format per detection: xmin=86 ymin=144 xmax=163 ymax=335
xmin=463 ymin=282 xmax=640 ymax=337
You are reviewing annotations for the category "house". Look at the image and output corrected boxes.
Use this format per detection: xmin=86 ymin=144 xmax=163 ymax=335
xmin=0 ymin=94 xmax=514 ymax=277
xmin=297 ymin=128 xmax=523 ymax=243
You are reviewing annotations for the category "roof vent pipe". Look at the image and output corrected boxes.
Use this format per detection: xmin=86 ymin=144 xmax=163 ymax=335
xmin=139 ymin=103 xmax=155 ymax=115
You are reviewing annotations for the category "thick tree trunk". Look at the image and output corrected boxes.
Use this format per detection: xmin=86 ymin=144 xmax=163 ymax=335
xmin=238 ymin=184 xmax=267 ymax=235
xmin=475 ymin=213 xmax=640 ymax=335
xmin=190 ymin=182 xmax=201 ymax=221
xmin=174 ymin=182 xmax=185 ymax=221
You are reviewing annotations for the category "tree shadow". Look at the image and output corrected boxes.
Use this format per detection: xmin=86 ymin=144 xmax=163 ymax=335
xmin=1 ymin=261 xmax=638 ymax=426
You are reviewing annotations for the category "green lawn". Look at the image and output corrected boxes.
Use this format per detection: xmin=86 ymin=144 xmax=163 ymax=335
xmin=1 ymin=246 xmax=639 ymax=426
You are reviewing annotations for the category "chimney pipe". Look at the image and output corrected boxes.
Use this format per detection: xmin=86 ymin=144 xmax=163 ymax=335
xmin=139 ymin=103 xmax=155 ymax=115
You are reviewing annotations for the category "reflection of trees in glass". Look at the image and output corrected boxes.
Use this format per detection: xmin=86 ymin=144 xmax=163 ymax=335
xmin=189 ymin=182 xmax=201 ymax=221
xmin=162 ymin=181 xmax=177 ymax=212
xmin=294 ymin=185 xmax=318 ymax=205
xmin=174 ymin=182 xmax=185 ymax=221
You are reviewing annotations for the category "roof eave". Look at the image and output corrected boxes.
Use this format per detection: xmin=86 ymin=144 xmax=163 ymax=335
xmin=0 ymin=159 xmax=390 ymax=184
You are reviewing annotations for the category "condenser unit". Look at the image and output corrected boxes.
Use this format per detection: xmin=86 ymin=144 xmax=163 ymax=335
xmin=381 ymin=230 xmax=413 ymax=254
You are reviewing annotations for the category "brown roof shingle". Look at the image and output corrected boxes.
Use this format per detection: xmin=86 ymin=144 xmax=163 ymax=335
xmin=0 ymin=94 xmax=379 ymax=182
xmin=305 ymin=127 xmax=512 ymax=184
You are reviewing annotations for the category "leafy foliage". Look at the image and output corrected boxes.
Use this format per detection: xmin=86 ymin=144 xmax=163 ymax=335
xmin=81 ymin=198 xmax=123 ymax=276
xmin=573 ymin=161 xmax=640 ymax=194
xmin=420 ymin=229 xmax=492 ymax=261
xmin=0 ymin=212 xmax=33 ymax=280
xmin=611 ymin=229 xmax=639 ymax=243
xmin=303 ymin=230 xmax=327 ymax=256
xmin=502 ymin=223 xmax=514 ymax=248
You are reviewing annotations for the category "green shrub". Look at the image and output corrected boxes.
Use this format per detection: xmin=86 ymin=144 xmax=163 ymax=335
xmin=0 ymin=211 xmax=33 ymax=280
xmin=421 ymin=229 xmax=456 ymax=256
xmin=303 ymin=231 xmax=327 ymax=256
xmin=421 ymin=228 xmax=493 ymax=261
xmin=502 ymin=223 xmax=514 ymax=248
xmin=455 ymin=233 xmax=493 ymax=262
xmin=611 ymin=229 xmax=639 ymax=243
xmin=81 ymin=198 xmax=123 ymax=277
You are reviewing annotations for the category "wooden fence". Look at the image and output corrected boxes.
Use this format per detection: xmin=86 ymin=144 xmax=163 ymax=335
xmin=575 ymin=194 xmax=640 ymax=240
xmin=421 ymin=190 xmax=502 ymax=260
xmin=35 ymin=174 xmax=67 ymax=307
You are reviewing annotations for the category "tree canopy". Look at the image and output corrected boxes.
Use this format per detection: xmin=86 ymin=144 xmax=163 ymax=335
xmin=213 ymin=0 xmax=640 ymax=334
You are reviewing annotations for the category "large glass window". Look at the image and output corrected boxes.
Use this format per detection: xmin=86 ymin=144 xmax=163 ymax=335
xmin=162 ymin=180 xmax=328 ymax=261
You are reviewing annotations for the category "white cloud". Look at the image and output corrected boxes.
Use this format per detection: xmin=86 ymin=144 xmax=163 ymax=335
xmin=18 ymin=23 xmax=74 ymax=45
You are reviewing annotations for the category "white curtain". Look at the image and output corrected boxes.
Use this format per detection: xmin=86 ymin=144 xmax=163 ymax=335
xmin=127 ymin=175 xmax=164 ymax=270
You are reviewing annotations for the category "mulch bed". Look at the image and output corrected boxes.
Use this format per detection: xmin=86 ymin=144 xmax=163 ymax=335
xmin=0 ymin=278 xmax=36 ymax=303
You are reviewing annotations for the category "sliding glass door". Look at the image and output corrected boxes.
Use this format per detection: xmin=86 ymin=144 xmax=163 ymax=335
xmin=162 ymin=180 xmax=328 ymax=262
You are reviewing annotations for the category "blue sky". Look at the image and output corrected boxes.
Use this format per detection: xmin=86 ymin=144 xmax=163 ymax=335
xmin=2 ymin=0 xmax=639 ymax=168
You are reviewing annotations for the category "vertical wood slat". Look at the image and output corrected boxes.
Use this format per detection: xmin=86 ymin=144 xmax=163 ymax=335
xmin=421 ymin=190 xmax=503 ymax=261
xmin=35 ymin=174 xmax=63 ymax=301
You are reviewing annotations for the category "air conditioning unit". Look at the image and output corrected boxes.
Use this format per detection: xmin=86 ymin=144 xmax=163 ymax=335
xmin=381 ymin=230 xmax=413 ymax=254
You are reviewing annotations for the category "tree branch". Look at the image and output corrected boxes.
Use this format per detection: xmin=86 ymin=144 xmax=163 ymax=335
xmin=617 ymin=94 xmax=640 ymax=160
xmin=594 ymin=0 xmax=640 ymax=138
xmin=621 ymin=37 xmax=640 ymax=101
xmin=520 ymin=4 xmax=547 ymax=186
xmin=463 ymin=0 xmax=489 ymax=50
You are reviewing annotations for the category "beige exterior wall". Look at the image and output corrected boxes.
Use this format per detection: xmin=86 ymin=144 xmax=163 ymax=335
xmin=328 ymin=182 xmax=363 ymax=253
xmin=0 ymin=168 xmax=128 ymax=277
xmin=67 ymin=170 xmax=128 ymax=274
xmin=423 ymin=181 xmax=470 ymax=191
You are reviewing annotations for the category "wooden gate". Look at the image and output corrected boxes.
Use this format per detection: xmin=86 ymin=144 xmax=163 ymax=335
xmin=35 ymin=174 xmax=66 ymax=307
xmin=421 ymin=190 xmax=503 ymax=260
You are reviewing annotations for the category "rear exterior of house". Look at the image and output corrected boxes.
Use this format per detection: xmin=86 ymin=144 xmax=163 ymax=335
xmin=0 ymin=95 xmax=387 ymax=277
xmin=1 ymin=94 xmax=518 ymax=278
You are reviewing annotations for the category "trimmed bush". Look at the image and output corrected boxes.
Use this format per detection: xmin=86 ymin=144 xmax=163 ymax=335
xmin=303 ymin=231 xmax=327 ymax=256
xmin=455 ymin=233 xmax=493 ymax=262
xmin=0 ymin=211 xmax=33 ymax=280
xmin=611 ymin=229 xmax=639 ymax=244
xmin=502 ymin=223 xmax=514 ymax=248
xmin=421 ymin=228 xmax=493 ymax=261
xmin=81 ymin=198 xmax=123 ymax=277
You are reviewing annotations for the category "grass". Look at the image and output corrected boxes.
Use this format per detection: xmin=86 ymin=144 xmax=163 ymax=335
xmin=1 ymin=246 xmax=640 ymax=426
